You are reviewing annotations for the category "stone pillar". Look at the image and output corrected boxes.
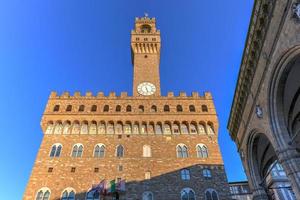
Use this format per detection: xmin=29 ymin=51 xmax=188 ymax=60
xmin=252 ymin=187 xmax=269 ymax=200
xmin=278 ymin=148 xmax=300 ymax=199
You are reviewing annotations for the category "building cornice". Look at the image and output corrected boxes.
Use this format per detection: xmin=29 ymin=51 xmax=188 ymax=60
xmin=227 ymin=0 xmax=276 ymax=140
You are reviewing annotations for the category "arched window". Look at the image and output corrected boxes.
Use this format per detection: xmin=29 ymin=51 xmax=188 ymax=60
xmin=203 ymin=169 xmax=212 ymax=178
xmin=133 ymin=123 xmax=139 ymax=134
xmin=115 ymin=122 xmax=123 ymax=134
xmin=205 ymin=189 xmax=219 ymax=200
xmin=155 ymin=123 xmax=162 ymax=134
xmin=94 ymin=144 xmax=105 ymax=158
xmin=139 ymin=105 xmax=144 ymax=112
xmin=71 ymin=144 xmax=83 ymax=157
xmin=66 ymin=105 xmax=72 ymax=112
xmin=45 ymin=122 xmax=54 ymax=134
xmin=91 ymin=105 xmax=97 ymax=112
xmin=163 ymin=122 xmax=172 ymax=134
xmin=53 ymin=105 xmax=60 ymax=112
xmin=141 ymin=24 xmax=151 ymax=33
xmin=78 ymin=105 xmax=85 ymax=112
xmin=202 ymin=105 xmax=208 ymax=112
xmin=181 ymin=169 xmax=190 ymax=180
xmin=199 ymin=123 xmax=206 ymax=134
xmin=181 ymin=188 xmax=195 ymax=200
xmin=190 ymin=123 xmax=198 ymax=134
xmin=164 ymin=105 xmax=170 ymax=112
xmin=72 ymin=121 xmax=80 ymax=134
xmin=142 ymin=191 xmax=153 ymax=200
xmin=143 ymin=145 xmax=151 ymax=157
xmin=36 ymin=188 xmax=50 ymax=200
xmin=81 ymin=121 xmax=89 ymax=134
xmin=50 ymin=144 xmax=62 ymax=157
xmin=63 ymin=121 xmax=71 ymax=135
xmin=207 ymin=123 xmax=215 ymax=134
xmin=116 ymin=105 xmax=121 ymax=112
xmin=177 ymin=105 xmax=183 ymax=112
xmin=86 ymin=190 xmax=100 ymax=200
xmin=197 ymin=144 xmax=208 ymax=158
xmin=151 ymin=105 xmax=157 ymax=112
xmin=181 ymin=123 xmax=189 ymax=134
xmin=177 ymin=144 xmax=188 ymax=158
xmin=148 ymin=122 xmax=155 ymax=134
xmin=107 ymin=122 xmax=114 ymax=134
xmin=98 ymin=122 xmax=106 ymax=134
xmin=103 ymin=105 xmax=109 ymax=112
xmin=126 ymin=105 xmax=132 ymax=112
xmin=124 ymin=122 xmax=132 ymax=134
xmin=89 ymin=121 xmax=97 ymax=134
xmin=189 ymin=105 xmax=195 ymax=112
xmin=54 ymin=122 xmax=63 ymax=134
xmin=61 ymin=188 xmax=75 ymax=200
xmin=116 ymin=145 xmax=124 ymax=157
xmin=173 ymin=122 xmax=180 ymax=134
xmin=141 ymin=123 xmax=147 ymax=134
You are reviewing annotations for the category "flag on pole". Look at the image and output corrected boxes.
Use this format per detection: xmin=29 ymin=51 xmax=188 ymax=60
xmin=117 ymin=179 xmax=126 ymax=192
xmin=110 ymin=180 xmax=116 ymax=193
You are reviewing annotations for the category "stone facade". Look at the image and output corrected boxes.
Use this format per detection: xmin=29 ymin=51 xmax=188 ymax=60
xmin=24 ymin=15 xmax=230 ymax=200
xmin=228 ymin=0 xmax=300 ymax=199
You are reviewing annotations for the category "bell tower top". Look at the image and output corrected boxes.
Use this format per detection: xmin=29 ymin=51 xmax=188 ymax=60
xmin=131 ymin=15 xmax=161 ymax=97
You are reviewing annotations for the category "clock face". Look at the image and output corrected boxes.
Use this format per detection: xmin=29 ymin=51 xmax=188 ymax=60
xmin=137 ymin=82 xmax=156 ymax=96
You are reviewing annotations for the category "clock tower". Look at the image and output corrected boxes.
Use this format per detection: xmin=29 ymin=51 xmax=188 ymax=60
xmin=131 ymin=15 xmax=161 ymax=96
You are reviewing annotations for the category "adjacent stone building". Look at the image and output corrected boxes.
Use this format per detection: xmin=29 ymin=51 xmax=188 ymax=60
xmin=228 ymin=0 xmax=300 ymax=199
xmin=24 ymin=15 xmax=230 ymax=200
xmin=229 ymin=181 xmax=252 ymax=200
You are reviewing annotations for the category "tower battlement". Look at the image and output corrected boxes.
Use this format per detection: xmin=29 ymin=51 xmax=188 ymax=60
xmin=49 ymin=91 xmax=212 ymax=99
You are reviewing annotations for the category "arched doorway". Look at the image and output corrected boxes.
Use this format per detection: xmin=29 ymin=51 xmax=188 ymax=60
xmin=269 ymin=47 xmax=300 ymax=198
xmin=247 ymin=132 xmax=295 ymax=199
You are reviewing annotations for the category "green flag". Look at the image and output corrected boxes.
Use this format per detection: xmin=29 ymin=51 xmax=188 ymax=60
xmin=110 ymin=180 xmax=116 ymax=193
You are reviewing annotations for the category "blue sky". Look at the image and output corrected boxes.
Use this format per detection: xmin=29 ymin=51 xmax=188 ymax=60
xmin=0 ymin=0 xmax=253 ymax=198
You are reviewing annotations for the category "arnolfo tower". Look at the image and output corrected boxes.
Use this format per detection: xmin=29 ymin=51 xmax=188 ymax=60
xmin=24 ymin=15 xmax=230 ymax=200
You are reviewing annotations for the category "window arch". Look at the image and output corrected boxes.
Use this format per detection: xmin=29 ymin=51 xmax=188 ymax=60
xmin=50 ymin=143 xmax=62 ymax=157
xmin=66 ymin=105 xmax=72 ymax=112
xmin=126 ymin=105 xmax=132 ymax=112
xmin=78 ymin=105 xmax=85 ymax=112
xmin=203 ymin=168 xmax=212 ymax=178
xmin=173 ymin=122 xmax=180 ymax=134
xmin=124 ymin=122 xmax=132 ymax=134
xmin=177 ymin=105 xmax=183 ymax=112
xmin=141 ymin=24 xmax=151 ymax=33
xmin=189 ymin=105 xmax=196 ymax=112
xmin=164 ymin=105 xmax=170 ymax=112
xmin=142 ymin=191 xmax=153 ymax=200
xmin=151 ymin=105 xmax=157 ymax=112
xmin=190 ymin=122 xmax=198 ymax=134
xmin=207 ymin=123 xmax=215 ymax=134
xmin=116 ymin=145 xmax=124 ymax=157
xmin=202 ymin=105 xmax=208 ymax=112
xmin=53 ymin=105 xmax=60 ymax=112
xmin=86 ymin=190 xmax=100 ymax=200
xmin=181 ymin=188 xmax=195 ymax=200
xmin=103 ymin=105 xmax=109 ymax=112
xmin=177 ymin=144 xmax=188 ymax=158
xmin=155 ymin=122 xmax=162 ymax=134
xmin=198 ymin=123 xmax=206 ymax=134
xmin=143 ymin=145 xmax=151 ymax=157
xmin=91 ymin=105 xmax=97 ymax=112
xmin=107 ymin=121 xmax=114 ymax=134
xmin=61 ymin=188 xmax=75 ymax=200
xmin=115 ymin=122 xmax=123 ymax=134
xmin=181 ymin=122 xmax=189 ymax=134
xmin=197 ymin=144 xmax=208 ymax=158
xmin=94 ymin=144 xmax=105 ymax=158
xmin=116 ymin=105 xmax=121 ymax=112
xmin=139 ymin=105 xmax=144 ymax=112
xmin=205 ymin=189 xmax=219 ymax=200
xmin=71 ymin=144 xmax=83 ymax=157
xmin=181 ymin=169 xmax=190 ymax=180
xmin=163 ymin=122 xmax=172 ymax=134
xmin=35 ymin=187 xmax=51 ymax=200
